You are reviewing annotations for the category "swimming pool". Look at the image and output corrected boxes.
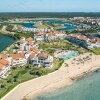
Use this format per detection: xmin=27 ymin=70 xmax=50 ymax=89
xmin=59 ymin=51 xmax=78 ymax=60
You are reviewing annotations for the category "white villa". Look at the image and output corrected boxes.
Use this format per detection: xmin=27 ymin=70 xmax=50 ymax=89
xmin=0 ymin=59 xmax=11 ymax=78
xmin=68 ymin=34 xmax=100 ymax=48
xmin=21 ymin=27 xmax=51 ymax=32
xmin=0 ymin=37 xmax=54 ymax=78
xmin=10 ymin=53 xmax=27 ymax=66
xmin=34 ymin=30 xmax=67 ymax=41
xmin=29 ymin=52 xmax=53 ymax=67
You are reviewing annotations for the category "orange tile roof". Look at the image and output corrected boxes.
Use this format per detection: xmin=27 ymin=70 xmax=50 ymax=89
xmin=30 ymin=47 xmax=39 ymax=53
xmin=19 ymin=52 xmax=25 ymax=58
xmin=29 ymin=53 xmax=35 ymax=59
xmin=0 ymin=59 xmax=9 ymax=65
xmin=27 ymin=50 xmax=32 ymax=53
xmin=0 ymin=63 xmax=4 ymax=69
xmin=79 ymin=35 xmax=88 ymax=41
xmin=10 ymin=54 xmax=21 ymax=59
xmin=26 ymin=37 xmax=33 ymax=41
xmin=38 ymin=52 xmax=48 ymax=58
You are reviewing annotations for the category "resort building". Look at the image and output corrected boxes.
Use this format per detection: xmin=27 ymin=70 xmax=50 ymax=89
xmin=34 ymin=30 xmax=67 ymax=41
xmin=20 ymin=37 xmax=37 ymax=51
xmin=67 ymin=34 xmax=100 ymax=48
xmin=0 ymin=59 xmax=11 ymax=78
xmin=0 ymin=36 xmax=54 ymax=78
xmin=10 ymin=53 xmax=27 ymax=66
xmin=21 ymin=27 xmax=51 ymax=32
xmin=29 ymin=52 xmax=53 ymax=67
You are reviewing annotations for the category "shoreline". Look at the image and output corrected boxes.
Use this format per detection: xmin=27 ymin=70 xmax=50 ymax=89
xmin=2 ymin=53 xmax=100 ymax=100
xmin=0 ymin=34 xmax=15 ymax=54
xmin=27 ymin=64 xmax=100 ymax=100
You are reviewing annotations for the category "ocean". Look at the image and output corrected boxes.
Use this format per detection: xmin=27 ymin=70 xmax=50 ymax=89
xmin=33 ymin=70 xmax=100 ymax=100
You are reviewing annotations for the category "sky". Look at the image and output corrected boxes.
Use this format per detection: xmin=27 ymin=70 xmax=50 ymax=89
xmin=0 ymin=0 xmax=100 ymax=12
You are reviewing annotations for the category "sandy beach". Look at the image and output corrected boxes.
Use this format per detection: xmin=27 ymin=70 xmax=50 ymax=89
xmin=2 ymin=53 xmax=100 ymax=100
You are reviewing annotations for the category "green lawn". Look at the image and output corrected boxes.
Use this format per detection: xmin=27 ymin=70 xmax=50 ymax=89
xmin=0 ymin=58 xmax=63 ymax=99
xmin=51 ymin=59 xmax=64 ymax=71
xmin=38 ymin=40 xmax=87 ymax=55
xmin=0 ymin=39 xmax=87 ymax=99
xmin=34 ymin=22 xmax=49 ymax=28
xmin=91 ymin=48 xmax=100 ymax=55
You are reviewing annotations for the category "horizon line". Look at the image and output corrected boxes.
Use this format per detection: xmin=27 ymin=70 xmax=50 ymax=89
xmin=0 ymin=12 xmax=100 ymax=13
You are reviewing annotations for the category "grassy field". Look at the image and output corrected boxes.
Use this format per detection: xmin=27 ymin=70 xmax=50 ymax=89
xmin=34 ymin=21 xmax=49 ymax=28
xmin=38 ymin=40 xmax=88 ymax=55
xmin=0 ymin=58 xmax=63 ymax=99
xmin=91 ymin=48 xmax=100 ymax=55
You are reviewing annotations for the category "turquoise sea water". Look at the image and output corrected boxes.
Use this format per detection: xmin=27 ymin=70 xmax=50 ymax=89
xmin=33 ymin=70 xmax=100 ymax=100
xmin=0 ymin=34 xmax=14 ymax=52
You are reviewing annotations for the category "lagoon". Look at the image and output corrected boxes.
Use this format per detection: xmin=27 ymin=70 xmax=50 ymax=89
xmin=0 ymin=19 xmax=76 ymax=30
xmin=24 ymin=19 xmax=76 ymax=30
xmin=0 ymin=34 xmax=14 ymax=52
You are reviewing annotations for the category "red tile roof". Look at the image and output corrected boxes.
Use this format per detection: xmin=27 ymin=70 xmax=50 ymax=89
xmin=27 ymin=50 xmax=32 ymax=53
xmin=0 ymin=63 xmax=4 ymax=69
xmin=19 ymin=52 xmax=25 ymax=58
xmin=0 ymin=59 xmax=9 ymax=65
xmin=38 ymin=52 xmax=48 ymax=58
xmin=30 ymin=47 xmax=39 ymax=53
xmin=10 ymin=54 xmax=21 ymax=59
xmin=29 ymin=53 xmax=35 ymax=59
xmin=26 ymin=37 xmax=33 ymax=41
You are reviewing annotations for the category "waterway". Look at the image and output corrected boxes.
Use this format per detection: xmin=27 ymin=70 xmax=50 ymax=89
xmin=0 ymin=34 xmax=14 ymax=52
xmin=23 ymin=19 xmax=76 ymax=30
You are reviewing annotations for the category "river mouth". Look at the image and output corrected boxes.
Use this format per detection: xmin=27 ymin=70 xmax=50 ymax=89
xmin=0 ymin=34 xmax=15 ymax=52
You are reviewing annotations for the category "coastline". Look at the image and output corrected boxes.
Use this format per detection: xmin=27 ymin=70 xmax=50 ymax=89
xmin=0 ymin=34 xmax=15 ymax=54
xmin=2 ymin=53 xmax=100 ymax=100
xmin=28 ymin=63 xmax=100 ymax=100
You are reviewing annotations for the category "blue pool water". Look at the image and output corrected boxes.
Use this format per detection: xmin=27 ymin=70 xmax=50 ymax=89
xmin=60 ymin=51 xmax=78 ymax=60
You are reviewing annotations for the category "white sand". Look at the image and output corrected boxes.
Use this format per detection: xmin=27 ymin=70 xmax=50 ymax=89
xmin=2 ymin=53 xmax=100 ymax=100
